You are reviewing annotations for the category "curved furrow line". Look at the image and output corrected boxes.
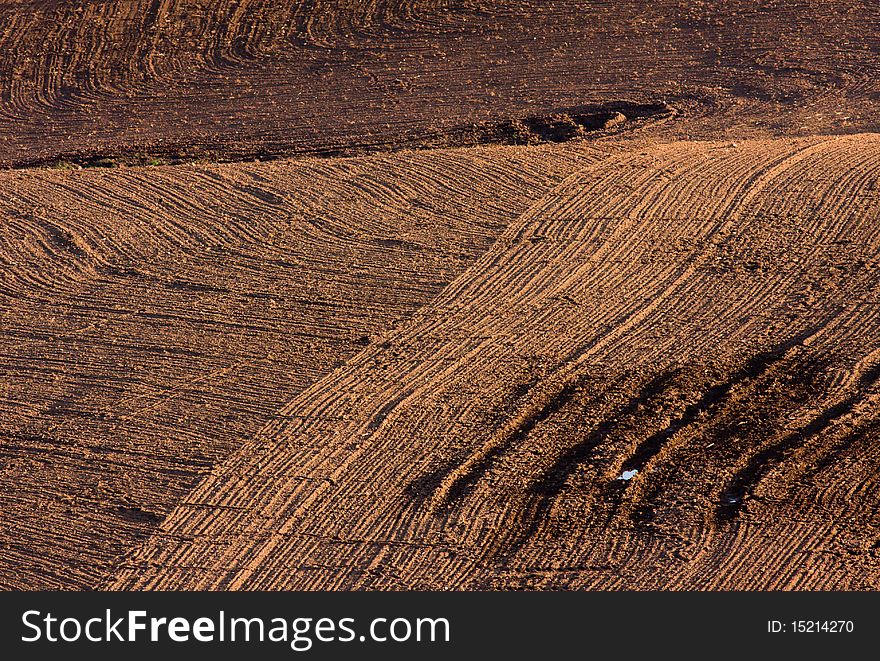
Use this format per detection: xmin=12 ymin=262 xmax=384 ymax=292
xmin=4 ymin=145 xmax=580 ymax=304
xmin=516 ymin=139 xmax=844 ymax=376
xmin=722 ymin=349 xmax=880 ymax=518
xmin=451 ymin=140 xmax=826 ymax=340
xmin=425 ymin=373 xmax=588 ymax=512
xmin=805 ymin=417 xmax=880 ymax=494
xmin=0 ymin=0 xmax=532 ymax=161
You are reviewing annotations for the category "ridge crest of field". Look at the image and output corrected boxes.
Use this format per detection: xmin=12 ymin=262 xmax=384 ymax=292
xmin=0 ymin=141 xmax=605 ymax=590
xmin=2 ymin=0 xmax=880 ymax=165
xmin=13 ymin=101 xmax=673 ymax=171
xmin=108 ymin=133 xmax=880 ymax=591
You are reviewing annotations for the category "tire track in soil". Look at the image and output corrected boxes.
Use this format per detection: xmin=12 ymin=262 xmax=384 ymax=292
xmin=491 ymin=329 xmax=825 ymax=561
xmin=717 ymin=361 xmax=880 ymax=522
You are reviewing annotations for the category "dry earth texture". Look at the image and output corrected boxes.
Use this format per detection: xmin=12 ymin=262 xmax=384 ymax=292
xmin=0 ymin=144 xmax=603 ymax=589
xmin=1 ymin=0 xmax=879 ymax=166
xmin=107 ymin=134 xmax=880 ymax=591
xmin=1 ymin=0 xmax=880 ymax=591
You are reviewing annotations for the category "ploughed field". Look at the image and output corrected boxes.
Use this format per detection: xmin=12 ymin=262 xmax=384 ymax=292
xmin=2 ymin=1 xmax=880 ymax=590
xmin=3 ymin=0 xmax=880 ymax=166
xmin=1 ymin=144 xmax=601 ymax=589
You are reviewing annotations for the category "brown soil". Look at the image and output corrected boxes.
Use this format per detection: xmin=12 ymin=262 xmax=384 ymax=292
xmin=1 ymin=1 xmax=879 ymax=167
xmin=2 ymin=1 xmax=880 ymax=591
xmin=107 ymin=134 xmax=880 ymax=590
xmin=0 ymin=144 xmax=604 ymax=589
